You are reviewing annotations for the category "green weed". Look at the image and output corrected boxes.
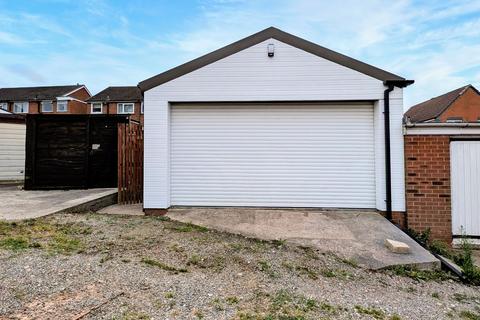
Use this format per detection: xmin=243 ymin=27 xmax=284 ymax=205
xmin=141 ymin=258 xmax=188 ymax=273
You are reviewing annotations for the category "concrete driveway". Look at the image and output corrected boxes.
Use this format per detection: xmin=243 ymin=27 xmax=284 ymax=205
xmin=0 ymin=186 xmax=117 ymax=221
xmin=168 ymin=207 xmax=439 ymax=270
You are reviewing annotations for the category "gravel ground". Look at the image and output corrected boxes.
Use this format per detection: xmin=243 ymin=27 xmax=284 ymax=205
xmin=0 ymin=213 xmax=479 ymax=320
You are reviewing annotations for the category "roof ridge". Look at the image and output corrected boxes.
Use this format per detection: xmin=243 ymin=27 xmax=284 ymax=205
xmin=0 ymin=84 xmax=82 ymax=89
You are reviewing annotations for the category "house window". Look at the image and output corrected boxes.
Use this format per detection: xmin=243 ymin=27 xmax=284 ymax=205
xmin=91 ymin=103 xmax=103 ymax=114
xmin=117 ymin=103 xmax=134 ymax=114
xmin=13 ymin=102 xmax=29 ymax=113
xmin=141 ymin=102 xmax=144 ymax=114
xmin=57 ymin=101 xmax=68 ymax=112
xmin=41 ymin=101 xmax=53 ymax=112
xmin=0 ymin=103 xmax=8 ymax=111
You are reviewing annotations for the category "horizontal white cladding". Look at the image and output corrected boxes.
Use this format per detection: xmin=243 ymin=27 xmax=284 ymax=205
xmin=143 ymin=38 xmax=406 ymax=211
xmin=146 ymin=39 xmax=396 ymax=102
xmin=170 ymin=103 xmax=376 ymax=208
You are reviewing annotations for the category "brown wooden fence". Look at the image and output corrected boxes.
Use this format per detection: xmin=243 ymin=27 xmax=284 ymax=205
xmin=118 ymin=121 xmax=143 ymax=204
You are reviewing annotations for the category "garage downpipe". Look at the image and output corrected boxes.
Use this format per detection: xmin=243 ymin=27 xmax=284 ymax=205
xmin=384 ymin=84 xmax=395 ymax=221
xmin=383 ymin=80 xmax=414 ymax=222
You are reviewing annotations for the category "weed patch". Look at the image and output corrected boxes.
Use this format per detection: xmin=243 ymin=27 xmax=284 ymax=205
xmin=387 ymin=266 xmax=451 ymax=282
xmin=257 ymin=260 xmax=278 ymax=278
xmin=320 ymin=268 xmax=353 ymax=279
xmin=236 ymin=290 xmax=321 ymax=319
xmin=0 ymin=237 xmax=32 ymax=250
xmin=408 ymin=228 xmax=480 ymax=285
xmin=141 ymin=258 xmax=188 ymax=273
xmin=459 ymin=310 xmax=480 ymax=320
xmin=224 ymin=296 xmax=238 ymax=305
xmin=355 ymin=305 xmax=385 ymax=319
xmin=0 ymin=219 xmax=86 ymax=254
xmin=295 ymin=265 xmax=318 ymax=280
xmin=165 ymin=223 xmax=208 ymax=233
xmin=453 ymin=293 xmax=480 ymax=304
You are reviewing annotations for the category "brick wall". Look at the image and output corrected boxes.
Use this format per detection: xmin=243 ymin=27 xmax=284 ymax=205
xmin=378 ymin=211 xmax=407 ymax=229
xmin=68 ymin=87 xmax=91 ymax=101
xmin=65 ymin=100 xmax=88 ymax=114
xmin=404 ymin=135 xmax=452 ymax=243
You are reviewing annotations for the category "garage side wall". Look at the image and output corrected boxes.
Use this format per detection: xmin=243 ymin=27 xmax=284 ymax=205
xmin=404 ymin=135 xmax=452 ymax=242
xmin=144 ymin=38 xmax=406 ymax=211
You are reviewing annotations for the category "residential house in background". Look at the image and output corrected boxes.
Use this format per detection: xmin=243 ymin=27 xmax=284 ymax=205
xmin=404 ymin=84 xmax=480 ymax=124
xmin=403 ymin=84 xmax=480 ymax=244
xmin=0 ymin=85 xmax=91 ymax=115
xmin=86 ymin=86 xmax=143 ymax=123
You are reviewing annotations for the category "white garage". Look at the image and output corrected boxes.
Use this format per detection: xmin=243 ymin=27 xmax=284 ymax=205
xmin=139 ymin=27 xmax=412 ymax=214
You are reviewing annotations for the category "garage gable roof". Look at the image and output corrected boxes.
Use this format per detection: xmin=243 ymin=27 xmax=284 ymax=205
xmin=138 ymin=27 xmax=408 ymax=92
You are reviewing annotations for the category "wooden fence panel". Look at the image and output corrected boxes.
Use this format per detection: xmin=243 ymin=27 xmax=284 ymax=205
xmin=118 ymin=122 xmax=143 ymax=204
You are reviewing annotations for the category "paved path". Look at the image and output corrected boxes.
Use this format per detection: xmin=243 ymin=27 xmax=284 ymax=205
xmin=0 ymin=186 xmax=117 ymax=220
xmin=168 ymin=207 xmax=440 ymax=270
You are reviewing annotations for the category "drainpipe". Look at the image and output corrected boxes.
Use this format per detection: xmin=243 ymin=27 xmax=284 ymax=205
xmin=383 ymin=79 xmax=414 ymax=221
xmin=383 ymin=84 xmax=395 ymax=221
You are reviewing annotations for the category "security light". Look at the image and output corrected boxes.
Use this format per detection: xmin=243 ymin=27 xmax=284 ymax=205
xmin=267 ymin=43 xmax=274 ymax=57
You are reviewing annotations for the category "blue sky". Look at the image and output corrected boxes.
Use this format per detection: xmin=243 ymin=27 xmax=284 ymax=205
xmin=0 ymin=0 xmax=479 ymax=109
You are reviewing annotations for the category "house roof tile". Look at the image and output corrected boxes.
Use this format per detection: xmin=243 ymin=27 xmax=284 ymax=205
xmin=87 ymin=86 xmax=142 ymax=103
xmin=0 ymin=85 xmax=84 ymax=101
xmin=405 ymin=85 xmax=479 ymax=123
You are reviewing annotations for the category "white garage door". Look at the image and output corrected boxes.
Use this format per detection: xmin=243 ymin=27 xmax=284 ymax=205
xmin=451 ymin=141 xmax=480 ymax=237
xmin=170 ymin=103 xmax=376 ymax=208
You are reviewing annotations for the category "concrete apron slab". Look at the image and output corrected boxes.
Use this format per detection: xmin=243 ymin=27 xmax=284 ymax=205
xmin=0 ymin=188 xmax=117 ymax=221
xmin=168 ymin=208 xmax=440 ymax=270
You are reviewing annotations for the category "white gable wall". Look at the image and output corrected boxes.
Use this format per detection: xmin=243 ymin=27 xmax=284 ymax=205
xmin=144 ymin=38 xmax=405 ymax=211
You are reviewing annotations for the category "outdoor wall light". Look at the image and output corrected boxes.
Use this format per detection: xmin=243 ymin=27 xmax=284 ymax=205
xmin=267 ymin=43 xmax=275 ymax=57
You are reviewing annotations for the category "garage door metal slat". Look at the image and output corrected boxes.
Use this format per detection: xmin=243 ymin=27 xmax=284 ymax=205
xmin=170 ymin=104 xmax=376 ymax=208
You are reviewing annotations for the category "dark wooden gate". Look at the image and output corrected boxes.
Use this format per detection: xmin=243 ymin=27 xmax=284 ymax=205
xmin=25 ymin=115 xmax=129 ymax=190
xmin=117 ymin=121 xmax=143 ymax=204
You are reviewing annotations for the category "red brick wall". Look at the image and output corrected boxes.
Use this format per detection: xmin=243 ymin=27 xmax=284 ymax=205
xmin=404 ymin=135 xmax=452 ymax=243
xmin=378 ymin=211 xmax=407 ymax=229
xmin=68 ymin=87 xmax=91 ymax=101
xmin=65 ymin=100 xmax=88 ymax=114
xmin=439 ymin=87 xmax=480 ymax=122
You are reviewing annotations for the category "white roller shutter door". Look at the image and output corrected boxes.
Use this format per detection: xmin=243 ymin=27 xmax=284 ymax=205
xmin=170 ymin=103 xmax=376 ymax=208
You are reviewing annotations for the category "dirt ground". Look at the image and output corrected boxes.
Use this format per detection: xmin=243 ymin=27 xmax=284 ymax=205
xmin=0 ymin=213 xmax=479 ymax=320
